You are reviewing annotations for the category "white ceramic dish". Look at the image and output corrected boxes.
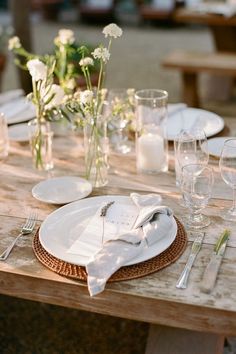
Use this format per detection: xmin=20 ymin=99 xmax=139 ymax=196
xmin=39 ymin=195 xmax=177 ymax=267
xmin=32 ymin=176 xmax=92 ymax=205
xmin=167 ymin=107 xmax=224 ymax=140
xmin=206 ymin=137 xmax=232 ymax=158
xmin=8 ymin=123 xmax=29 ymax=142
xmin=0 ymin=97 xmax=36 ymax=124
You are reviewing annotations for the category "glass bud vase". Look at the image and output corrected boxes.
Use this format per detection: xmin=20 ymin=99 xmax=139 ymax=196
xmin=28 ymin=118 xmax=54 ymax=171
xmin=83 ymin=115 xmax=109 ymax=188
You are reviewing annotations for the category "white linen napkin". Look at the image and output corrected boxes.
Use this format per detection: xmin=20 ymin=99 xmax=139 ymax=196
xmin=86 ymin=193 xmax=173 ymax=296
xmin=0 ymin=89 xmax=24 ymax=106
xmin=168 ymin=103 xmax=187 ymax=116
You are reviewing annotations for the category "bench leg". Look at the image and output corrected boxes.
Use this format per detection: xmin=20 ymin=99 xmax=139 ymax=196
xmin=182 ymin=72 xmax=199 ymax=108
xmin=145 ymin=324 xmax=225 ymax=354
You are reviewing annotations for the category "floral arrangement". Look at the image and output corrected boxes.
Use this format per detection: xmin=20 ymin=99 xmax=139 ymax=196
xmin=8 ymin=28 xmax=98 ymax=94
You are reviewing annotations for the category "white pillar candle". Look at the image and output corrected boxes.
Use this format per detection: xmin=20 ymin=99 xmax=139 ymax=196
xmin=137 ymin=133 xmax=165 ymax=172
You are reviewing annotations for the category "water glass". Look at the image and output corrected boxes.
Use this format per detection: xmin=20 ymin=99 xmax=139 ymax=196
xmin=219 ymin=138 xmax=236 ymax=221
xmin=135 ymin=89 xmax=168 ymax=174
xmin=181 ymin=164 xmax=214 ymax=229
xmin=174 ymin=129 xmax=208 ymax=188
xmin=106 ymin=88 xmax=134 ymax=154
xmin=0 ymin=113 xmax=9 ymax=160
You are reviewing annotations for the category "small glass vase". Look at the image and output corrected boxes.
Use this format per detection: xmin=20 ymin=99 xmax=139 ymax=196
xmin=28 ymin=118 xmax=54 ymax=171
xmin=83 ymin=115 xmax=109 ymax=188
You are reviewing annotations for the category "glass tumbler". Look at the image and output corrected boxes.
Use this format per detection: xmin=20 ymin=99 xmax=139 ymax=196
xmin=135 ymin=89 xmax=168 ymax=174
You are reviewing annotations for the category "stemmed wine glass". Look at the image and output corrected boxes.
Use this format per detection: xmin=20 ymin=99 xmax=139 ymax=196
xmin=219 ymin=138 xmax=236 ymax=221
xmin=181 ymin=164 xmax=214 ymax=229
xmin=174 ymin=129 xmax=209 ymax=204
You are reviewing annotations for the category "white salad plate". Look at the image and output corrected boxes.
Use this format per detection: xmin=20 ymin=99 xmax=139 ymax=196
xmin=167 ymin=107 xmax=224 ymax=140
xmin=32 ymin=176 xmax=92 ymax=205
xmin=206 ymin=137 xmax=232 ymax=158
xmin=39 ymin=195 xmax=178 ymax=267
xmin=0 ymin=96 xmax=36 ymax=124
xmin=8 ymin=123 xmax=29 ymax=142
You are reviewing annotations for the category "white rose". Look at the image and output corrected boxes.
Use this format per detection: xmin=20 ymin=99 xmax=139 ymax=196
xmin=102 ymin=23 xmax=123 ymax=38
xmin=27 ymin=59 xmax=47 ymax=82
xmin=58 ymin=29 xmax=75 ymax=45
xmin=80 ymin=90 xmax=93 ymax=105
xmin=8 ymin=36 xmax=21 ymax=50
xmin=92 ymin=47 xmax=110 ymax=63
xmin=79 ymin=57 xmax=94 ymax=67
xmin=44 ymin=84 xmax=65 ymax=109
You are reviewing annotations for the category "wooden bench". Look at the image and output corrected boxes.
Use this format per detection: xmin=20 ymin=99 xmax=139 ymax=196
xmin=162 ymin=50 xmax=236 ymax=107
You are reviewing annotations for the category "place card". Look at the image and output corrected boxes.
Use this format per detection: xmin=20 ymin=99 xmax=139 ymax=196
xmin=67 ymin=202 xmax=138 ymax=258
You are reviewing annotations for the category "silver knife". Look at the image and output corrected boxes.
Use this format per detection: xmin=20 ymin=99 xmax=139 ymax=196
xmin=201 ymin=230 xmax=230 ymax=294
xmin=176 ymin=232 xmax=205 ymax=289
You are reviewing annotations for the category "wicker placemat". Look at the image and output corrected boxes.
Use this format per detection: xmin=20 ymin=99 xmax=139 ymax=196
xmin=32 ymin=217 xmax=187 ymax=282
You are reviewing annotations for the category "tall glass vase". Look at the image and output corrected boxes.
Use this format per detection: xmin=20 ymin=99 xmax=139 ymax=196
xmin=28 ymin=118 xmax=54 ymax=171
xmin=83 ymin=115 xmax=109 ymax=188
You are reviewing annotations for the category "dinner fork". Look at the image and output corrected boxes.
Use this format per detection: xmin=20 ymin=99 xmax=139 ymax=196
xmin=0 ymin=212 xmax=37 ymax=261
xmin=176 ymin=232 xmax=205 ymax=289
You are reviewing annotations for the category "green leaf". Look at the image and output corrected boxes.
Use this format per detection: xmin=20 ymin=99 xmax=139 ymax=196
xmin=214 ymin=229 xmax=230 ymax=254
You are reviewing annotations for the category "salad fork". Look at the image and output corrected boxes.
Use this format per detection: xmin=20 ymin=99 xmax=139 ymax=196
xmin=176 ymin=232 xmax=205 ymax=289
xmin=0 ymin=212 xmax=37 ymax=261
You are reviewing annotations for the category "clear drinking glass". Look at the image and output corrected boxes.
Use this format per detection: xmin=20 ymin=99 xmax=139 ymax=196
xmin=106 ymin=88 xmax=134 ymax=154
xmin=219 ymin=138 xmax=236 ymax=221
xmin=0 ymin=113 xmax=9 ymax=160
xmin=174 ymin=129 xmax=208 ymax=188
xmin=135 ymin=89 xmax=168 ymax=174
xmin=181 ymin=164 xmax=214 ymax=229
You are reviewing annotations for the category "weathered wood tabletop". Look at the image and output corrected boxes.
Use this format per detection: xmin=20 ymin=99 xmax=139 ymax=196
xmin=1 ymin=117 xmax=236 ymax=354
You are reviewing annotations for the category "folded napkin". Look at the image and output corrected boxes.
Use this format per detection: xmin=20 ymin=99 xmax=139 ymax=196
xmin=86 ymin=193 xmax=173 ymax=296
xmin=168 ymin=103 xmax=187 ymax=116
xmin=0 ymin=89 xmax=24 ymax=106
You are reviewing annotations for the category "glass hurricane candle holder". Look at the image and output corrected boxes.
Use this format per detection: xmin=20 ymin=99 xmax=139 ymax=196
xmin=135 ymin=89 xmax=168 ymax=174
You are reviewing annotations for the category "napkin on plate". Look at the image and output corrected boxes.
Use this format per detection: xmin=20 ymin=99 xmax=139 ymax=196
xmin=86 ymin=193 xmax=173 ymax=296
xmin=0 ymin=89 xmax=24 ymax=106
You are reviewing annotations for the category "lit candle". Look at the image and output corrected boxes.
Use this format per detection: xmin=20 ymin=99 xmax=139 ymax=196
xmin=137 ymin=133 xmax=165 ymax=172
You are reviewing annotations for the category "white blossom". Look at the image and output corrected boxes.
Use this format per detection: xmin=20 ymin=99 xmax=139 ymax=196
xmin=57 ymin=29 xmax=75 ymax=45
xmin=27 ymin=59 xmax=47 ymax=82
xmin=65 ymin=78 xmax=76 ymax=90
xmin=43 ymin=84 xmax=65 ymax=109
xmin=80 ymin=90 xmax=94 ymax=105
xmin=8 ymin=36 xmax=21 ymax=50
xmin=92 ymin=47 xmax=110 ymax=63
xmin=79 ymin=57 xmax=94 ymax=67
xmin=102 ymin=23 xmax=122 ymax=38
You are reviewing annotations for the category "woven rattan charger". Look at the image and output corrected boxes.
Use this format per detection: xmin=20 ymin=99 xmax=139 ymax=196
xmin=33 ymin=216 xmax=187 ymax=282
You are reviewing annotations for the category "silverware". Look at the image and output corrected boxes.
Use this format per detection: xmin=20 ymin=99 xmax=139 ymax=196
xmin=176 ymin=232 xmax=205 ymax=289
xmin=0 ymin=212 xmax=37 ymax=261
xmin=201 ymin=229 xmax=230 ymax=294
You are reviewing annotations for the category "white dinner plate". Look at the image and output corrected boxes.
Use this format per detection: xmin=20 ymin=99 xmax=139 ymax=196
xmin=39 ymin=195 xmax=177 ymax=267
xmin=206 ymin=137 xmax=232 ymax=158
xmin=167 ymin=108 xmax=224 ymax=140
xmin=0 ymin=97 xmax=36 ymax=124
xmin=32 ymin=176 xmax=92 ymax=205
xmin=8 ymin=123 xmax=29 ymax=142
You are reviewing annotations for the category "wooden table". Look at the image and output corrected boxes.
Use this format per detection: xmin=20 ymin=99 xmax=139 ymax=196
xmin=1 ymin=117 xmax=236 ymax=354
xmin=174 ymin=8 xmax=236 ymax=52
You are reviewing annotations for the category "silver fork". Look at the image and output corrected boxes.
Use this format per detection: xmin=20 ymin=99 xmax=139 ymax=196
xmin=176 ymin=232 xmax=205 ymax=289
xmin=0 ymin=212 xmax=37 ymax=261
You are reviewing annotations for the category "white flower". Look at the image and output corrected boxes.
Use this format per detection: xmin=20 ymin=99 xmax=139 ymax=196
xmin=92 ymin=47 xmax=110 ymax=63
xmin=79 ymin=57 xmax=94 ymax=67
xmin=27 ymin=59 xmax=47 ymax=81
xmin=65 ymin=78 xmax=76 ymax=90
xmin=102 ymin=23 xmax=122 ymax=38
xmin=8 ymin=36 xmax=21 ymax=50
xmin=80 ymin=90 xmax=93 ymax=105
xmin=43 ymin=84 xmax=65 ymax=109
xmin=57 ymin=29 xmax=75 ymax=45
